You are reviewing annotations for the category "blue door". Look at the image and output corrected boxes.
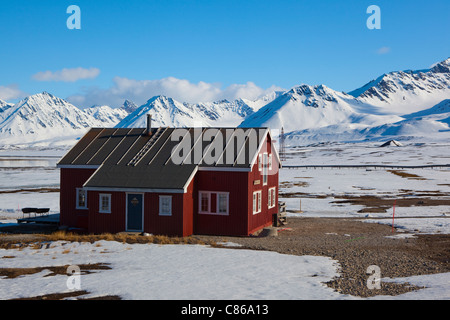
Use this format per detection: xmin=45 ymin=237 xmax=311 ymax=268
xmin=127 ymin=194 xmax=143 ymax=231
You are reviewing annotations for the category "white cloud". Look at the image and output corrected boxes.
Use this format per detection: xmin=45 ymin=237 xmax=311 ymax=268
xmin=0 ymin=84 xmax=27 ymax=102
xmin=377 ymin=47 xmax=391 ymax=55
xmin=32 ymin=67 xmax=100 ymax=82
xmin=67 ymin=76 xmax=283 ymax=108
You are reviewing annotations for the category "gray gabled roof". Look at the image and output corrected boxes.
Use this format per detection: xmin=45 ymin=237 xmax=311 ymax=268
xmin=57 ymin=126 xmax=278 ymax=191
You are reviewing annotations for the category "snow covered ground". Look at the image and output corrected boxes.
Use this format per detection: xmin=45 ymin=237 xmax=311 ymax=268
xmin=281 ymin=140 xmax=450 ymax=166
xmin=0 ymin=149 xmax=62 ymax=220
xmin=0 ymin=241 xmax=344 ymax=300
xmin=0 ymin=143 xmax=448 ymax=300
xmin=280 ymin=167 xmax=450 ymax=219
xmin=0 ymin=240 xmax=448 ymax=300
xmin=278 ymin=140 xmax=450 ymax=235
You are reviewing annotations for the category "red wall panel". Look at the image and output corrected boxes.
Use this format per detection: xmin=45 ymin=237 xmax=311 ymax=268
xmin=143 ymin=192 xmax=185 ymax=237
xmin=182 ymin=178 xmax=195 ymax=237
xmin=247 ymin=135 xmax=279 ymax=234
xmin=88 ymin=191 xmax=126 ymax=234
xmin=86 ymin=191 xmax=186 ymax=236
xmin=194 ymin=170 xmax=249 ymax=236
xmin=59 ymin=168 xmax=96 ymax=230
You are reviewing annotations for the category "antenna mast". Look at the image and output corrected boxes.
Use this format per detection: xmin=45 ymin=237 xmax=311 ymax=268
xmin=280 ymin=127 xmax=286 ymax=162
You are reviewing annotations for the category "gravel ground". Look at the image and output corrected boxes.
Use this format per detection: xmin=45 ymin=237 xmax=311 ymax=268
xmin=194 ymin=217 xmax=450 ymax=298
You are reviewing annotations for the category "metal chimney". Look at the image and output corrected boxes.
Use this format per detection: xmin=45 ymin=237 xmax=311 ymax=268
xmin=146 ymin=114 xmax=152 ymax=136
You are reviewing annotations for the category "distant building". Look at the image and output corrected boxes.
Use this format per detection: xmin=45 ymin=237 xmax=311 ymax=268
xmin=380 ymin=140 xmax=403 ymax=147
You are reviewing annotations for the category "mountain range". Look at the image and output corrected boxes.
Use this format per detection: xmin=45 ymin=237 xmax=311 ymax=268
xmin=0 ymin=58 xmax=449 ymax=148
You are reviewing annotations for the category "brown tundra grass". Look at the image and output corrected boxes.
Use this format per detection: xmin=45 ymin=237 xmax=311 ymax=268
xmin=0 ymin=231 xmax=212 ymax=250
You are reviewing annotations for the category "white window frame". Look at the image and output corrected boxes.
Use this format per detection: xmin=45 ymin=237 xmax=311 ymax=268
xmin=253 ymin=190 xmax=262 ymax=214
xmin=216 ymin=192 xmax=229 ymax=215
xmin=199 ymin=191 xmax=211 ymax=214
xmin=268 ymin=188 xmax=271 ymax=208
xmin=76 ymin=188 xmax=87 ymax=209
xmin=258 ymin=154 xmax=262 ymax=171
xmin=99 ymin=193 xmax=112 ymax=214
xmin=262 ymin=152 xmax=268 ymax=186
xmin=159 ymin=195 xmax=172 ymax=216
xmin=198 ymin=191 xmax=229 ymax=216
xmin=268 ymin=153 xmax=273 ymax=170
xmin=268 ymin=187 xmax=276 ymax=208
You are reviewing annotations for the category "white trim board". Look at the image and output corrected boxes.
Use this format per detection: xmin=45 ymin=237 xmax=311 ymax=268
xmin=83 ymin=186 xmax=186 ymax=194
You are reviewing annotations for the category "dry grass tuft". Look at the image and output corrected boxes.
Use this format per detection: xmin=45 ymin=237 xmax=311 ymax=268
xmin=0 ymin=230 xmax=210 ymax=251
xmin=387 ymin=170 xmax=426 ymax=180
xmin=0 ymin=263 xmax=111 ymax=280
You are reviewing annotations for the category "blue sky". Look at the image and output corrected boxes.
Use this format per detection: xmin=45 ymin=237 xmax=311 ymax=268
xmin=0 ymin=0 xmax=449 ymax=107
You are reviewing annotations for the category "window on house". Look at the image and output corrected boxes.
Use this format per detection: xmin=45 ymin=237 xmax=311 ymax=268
xmin=200 ymin=192 xmax=210 ymax=213
xmin=268 ymin=187 xmax=276 ymax=208
xmin=258 ymin=192 xmax=262 ymax=213
xmin=268 ymin=153 xmax=273 ymax=170
xmin=76 ymin=188 xmax=87 ymax=209
xmin=263 ymin=153 xmax=268 ymax=185
xmin=99 ymin=194 xmax=111 ymax=213
xmin=253 ymin=191 xmax=262 ymax=214
xmin=217 ymin=193 xmax=229 ymax=215
xmin=258 ymin=154 xmax=262 ymax=171
xmin=159 ymin=196 xmax=172 ymax=216
xmin=268 ymin=188 xmax=271 ymax=208
xmin=199 ymin=191 xmax=229 ymax=215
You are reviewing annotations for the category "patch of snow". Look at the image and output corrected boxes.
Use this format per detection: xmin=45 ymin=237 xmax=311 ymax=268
xmin=373 ymin=272 xmax=450 ymax=300
xmin=0 ymin=241 xmax=346 ymax=300
xmin=385 ymin=233 xmax=417 ymax=239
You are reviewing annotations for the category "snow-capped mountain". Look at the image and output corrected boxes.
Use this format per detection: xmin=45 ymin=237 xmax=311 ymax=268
xmin=403 ymin=99 xmax=450 ymax=121
xmin=241 ymin=91 xmax=285 ymax=111
xmin=1 ymin=58 xmax=449 ymax=148
xmin=0 ymin=92 xmax=279 ymax=148
xmin=117 ymin=95 xmax=210 ymax=128
xmin=0 ymin=99 xmax=12 ymax=109
xmin=0 ymin=93 xmax=130 ymax=147
xmin=193 ymin=99 xmax=256 ymax=126
xmin=84 ymin=105 xmax=129 ymax=127
xmin=0 ymin=92 xmax=99 ymax=141
xmin=121 ymin=100 xmax=139 ymax=114
xmin=115 ymin=94 xmax=271 ymax=129
xmin=363 ymin=99 xmax=450 ymax=138
xmin=282 ymin=99 xmax=450 ymax=145
xmin=349 ymin=58 xmax=450 ymax=115
xmin=360 ymin=99 xmax=450 ymax=140
xmin=239 ymin=84 xmax=402 ymax=133
xmin=239 ymin=58 xmax=450 ymax=144
xmin=356 ymin=98 xmax=450 ymax=140
xmin=0 ymin=99 xmax=14 ymax=123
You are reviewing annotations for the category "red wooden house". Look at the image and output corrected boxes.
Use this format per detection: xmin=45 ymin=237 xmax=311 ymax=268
xmin=57 ymin=119 xmax=281 ymax=237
